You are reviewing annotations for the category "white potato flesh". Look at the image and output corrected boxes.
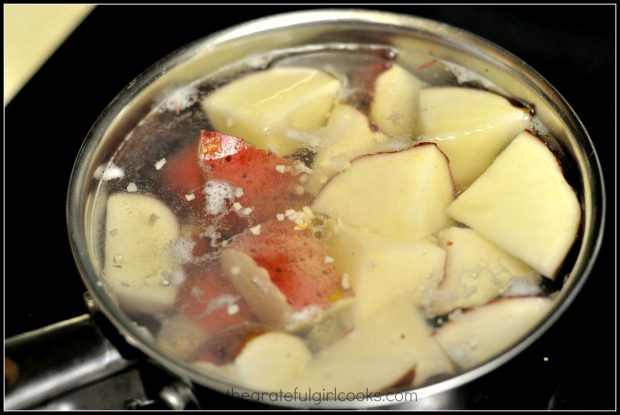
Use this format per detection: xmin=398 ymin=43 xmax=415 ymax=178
xmin=284 ymin=357 xmax=414 ymax=395
xmin=312 ymin=143 xmax=455 ymax=240
xmin=192 ymin=332 xmax=311 ymax=392
xmin=306 ymin=104 xmax=388 ymax=194
xmin=447 ymin=131 xmax=581 ymax=278
xmin=202 ymin=67 xmax=341 ymax=156
xmin=234 ymin=332 xmax=312 ymax=391
xmin=325 ymin=223 xmax=445 ymax=324
xmin=104 ymin=193 xmax=180 ymax=313
xmin=370 ymin=63 xmax=425 ymax=138
xmin=426 ymin=227 xmax=541 ymax=315
xmin=419 ymin=87 xmax=531 ymax=189
xmin=434 ymin=297 xmax=553 ymax=369
xmin=307 ymin=298 xmax=453 ymax=388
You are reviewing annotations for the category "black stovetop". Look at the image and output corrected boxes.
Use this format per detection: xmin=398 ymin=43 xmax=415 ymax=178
xmin=5 ymin=5 xmax=615 ymax=410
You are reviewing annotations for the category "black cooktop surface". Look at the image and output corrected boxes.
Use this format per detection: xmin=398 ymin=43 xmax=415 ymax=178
xmin=5 ymin=5 xmax=615 ymax=410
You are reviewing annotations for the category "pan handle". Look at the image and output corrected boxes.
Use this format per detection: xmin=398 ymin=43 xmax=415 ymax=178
xmin=5 ymin=313 xmax=136 ymax=409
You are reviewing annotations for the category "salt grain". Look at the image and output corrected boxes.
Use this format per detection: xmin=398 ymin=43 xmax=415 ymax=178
xmin=126 ymin=182 xmax=138 ymax=192
xmin=276 ymin=213 xmax=285 ymax=221
xmin=324 ymin=256 xmax=334 ymax=264
xmin=275 ymin=165 xmax=286 ymax=173
xmin=233 ymin=202 xmax=243 ymax=211
xmin=184 ymin=193 xmax=196 ymax=201
xmin=199 ymin=294 xmax=239 ymax=318
xmin=94 ymin=162 xmax=125 ymax=181
xmin=250 ymin=225 xmax=261 ymax=235
xmin=154 ymin=158 xmax=167 ymax=170
xmin=341 ymin=273 xmax=351 ymax=290
xmin=227 ymin=304 xmax=240 ymax=315
xmin=234 ymin=187 xmax=244 ymax=198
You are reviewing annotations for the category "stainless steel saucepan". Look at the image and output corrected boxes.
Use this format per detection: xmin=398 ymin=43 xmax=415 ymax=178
xmin=7 ymin=9 xmax=605 ymax=409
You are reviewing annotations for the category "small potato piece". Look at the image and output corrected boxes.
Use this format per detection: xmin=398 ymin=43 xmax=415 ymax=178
xmin=370 ymin=63 xmax=425 ymax=138
xmin=434 ymin=297 xmax=553 ymax=369
xmin=202 ymin=67 xmax=341 ymax=156
xmin=326 ymin=223 xmax=445 ymax=324
xmin=312 ymin=143 xmax=455 ymax=241
xmin=306 ymin=104 xmax=388 ymax=194
xmin=104 ymin=193 xmax=180 ymax=314
xmin=419 ymin=87 xmax=531 ymax=189
xmin=447 ymin=131 xmax=581 ymax=278
xmin=235 ymin=332 xmax=312 ymax=391
xmin=426 ymin=227 xmax=541 ymax=316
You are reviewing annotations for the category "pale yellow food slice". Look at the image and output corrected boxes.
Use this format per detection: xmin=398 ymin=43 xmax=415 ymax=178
xmin=370 ymin=63 xmax=425 ymax=138
xmin=234 ymin=332 xmax=312 ymax=391
xmin=447 ymin=131 xmax=581 ymax=278
xmin=194 ymin=332 xmax=312 ymax=392
xmin=306 ymin=104 xmax=389 ymax=194
xmin=312 ymin=143 xmax=455 ymax=240
xmin=284 ymin=357 xmax=414 ymax=395
xmin=104 ymin=193 xmax=180 ymax=313
xmin=427 ymin=227 xmax=541 ymax=316
xmin=305 ymin=298 xmax=453 ymax=388
xmin=325 ymin=223 xmax=445 ymax=324
xmin=202 ymin=67 xmax=341 ymax=156
xmin=220 ymin=248 xmax=292 ymax=328
xmin=419 ymin=87 xmax=531 ymax=189
xmin=434 ymin=297 xmax=553 ymax=369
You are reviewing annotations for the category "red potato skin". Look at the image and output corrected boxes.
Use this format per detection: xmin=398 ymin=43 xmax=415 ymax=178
xmin=199 ymin=131 xmax=310 ymax=233
xmin=176 ymin=264 xmax=257 ymax=334
xmin=159 ymin=131 xmax=311 ymax=238
xmin=229 ymin=219 xmax=349 ymax=310
xmin=159 ymin=142 xmax=205 ymax=216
